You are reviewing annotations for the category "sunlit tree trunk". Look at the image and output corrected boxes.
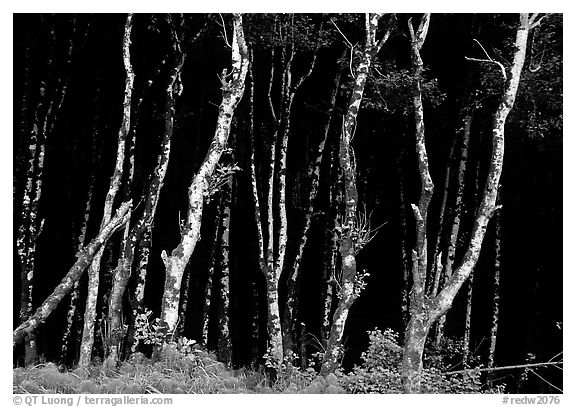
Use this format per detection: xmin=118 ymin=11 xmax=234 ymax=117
xmin=321 ymin=147 xmax=340 ymax=348
xmin=401 ymin=14 xmax=433 ymax=392
xmin=248 ymin=48 xmax=283 ymax=366
xmin=401 ymin=13 xmax=533 ymax=393
xmin=14 ymin=203 xmax=131 ymax=347
xmin=79 ymin=14 xmax=134 ymax=367
xmin=321 ymin=13 xmax=393 ymax=375
xmin=157 ymin=14 xmax=248 ymax=347
xmin=107 ymin=18 xmax=187 ymax=364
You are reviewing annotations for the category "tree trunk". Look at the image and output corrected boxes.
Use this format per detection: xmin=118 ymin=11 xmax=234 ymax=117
xmin=248 ymin=48 xmax=283 ymax=366
xmin=487 ymin=206 xmax=502 ymax=388
xmin=397 ymin=150 xmax=411 ymax=333
xmin=462 ymin=269 xmax=474 ymax=367
xmin=157 ymin=14 xmax=248 ymax=347
xmin=321 ymin=146 xmax=339 ymax=348
xmin=401 ymin=15 xmax=433 ymax=392
xmin=79 ymin=14 xmax=134 ymax=367
xmin=60 ymin=143 xmax=96 ymax=364
xmin=282 ymin=46 xmax=340 ymax=358
xmin=321 ymin=13 xmax=393 ymax=375
xmin=435 ymin=109 xmax=473 ymax=344
xmin=14 ymin=202 xmax=131 ymax=347
xmin=428 ymin=135 xmax=457 ymax=297
xmin=201 ymin=203 xmax=221 ymax=347
xmin=217 ymin=180 xmax=232 ymax=365
xmin=401 ymin=13 xmax=532 ymax=393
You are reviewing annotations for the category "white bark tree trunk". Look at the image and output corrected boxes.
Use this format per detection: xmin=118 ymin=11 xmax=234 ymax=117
xmin=14 ymin=202 xmax=131 ymax=347
xmin=401 ymin=13 xmax=533 ymax=393
xmin=157 ymin=13 xmax=248 ymax=346
xmin=321 ymin=13 xmax=393 ymax=375
xmin=79 ymin=14 xmax=134 ymax=367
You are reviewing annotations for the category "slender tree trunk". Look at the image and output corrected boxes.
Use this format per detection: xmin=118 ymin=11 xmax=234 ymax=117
xmin=487 ymin=206 xmax=502 ymax=388
xmin=60 ymin=149 xmax=96 ymax=364
xmin=157 ymin=14 xmax=248 ymax=347
xmin=321 ymin=146 xmax=339 ymax=348
xmin=282 ymin=46 xmax=339 ymax=358
xmin=201 ymin=203 xmax=222 ymax=347
xmin=79 ymin=14 xmax=134 ymax=367
xmin=17 ymin=23 xmax=68 ymax=365
xmin=397 ymin=150 xmax=411 ymax=333
xmin=248 ymin=47 xmax=284 ymax=366
xmin=462 ymin=269 xmax=474 ymax=367
xmin=107 ymin=17 xmax=186 ymax=364
xmin=401 ymin=13 xmax=532 ymax=393
xmin=428 ymin=135 xmax=457 ymax=297
xmin=435 ymin=109 xmax=473 ymax=344
xmin=217 ymin=180 xmax=232 ymax=365
xmin=14 ymin=203 xmax=131 ymax=347
xmin=321 ymin=13 xmax=393 ymax=375
xmin=127 ymin=227 xmax=151 ymax=354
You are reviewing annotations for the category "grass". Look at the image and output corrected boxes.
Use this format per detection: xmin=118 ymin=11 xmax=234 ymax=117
xmin=13 ymin=346 xmax=347 ymax=394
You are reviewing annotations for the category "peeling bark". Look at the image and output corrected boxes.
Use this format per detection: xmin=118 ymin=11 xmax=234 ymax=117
xmin=157 ymin=14 xmax=248 ymax=346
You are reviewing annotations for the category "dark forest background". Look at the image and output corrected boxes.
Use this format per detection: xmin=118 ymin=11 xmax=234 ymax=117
xmin=13 ymin=13 xmax=562 ymax=393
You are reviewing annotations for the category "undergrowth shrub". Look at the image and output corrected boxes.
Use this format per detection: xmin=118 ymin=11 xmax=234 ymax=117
xmin=340 ymin=328 xmax=503 ymax=394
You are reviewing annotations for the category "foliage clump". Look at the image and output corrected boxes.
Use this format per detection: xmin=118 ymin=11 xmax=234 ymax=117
xmin=340 ymin=329 xmax=504 ymax=394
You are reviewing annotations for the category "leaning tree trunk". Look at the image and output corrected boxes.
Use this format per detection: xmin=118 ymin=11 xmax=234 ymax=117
xmin=14 ymin=203 xmax=131 ymax=347
xmin=157 ymin=13 xmax=248 ymax=347
xmin=321 ymin=13 xmax=393 ymax=375
xmin=79 ymin=14 xmax=134 ymax=367
xmin=401 ymin=13 xmax=533 ymax=393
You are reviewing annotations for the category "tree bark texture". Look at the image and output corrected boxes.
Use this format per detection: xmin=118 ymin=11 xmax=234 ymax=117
xmin=79 ymin=14 xmax=134 ymax=367
xmin=107 ymin=19 xmax=185 ymax=363
xmin=282 ymin=46 xmax=340 ymax=358
xmin=158 ymin=13 xmax=248 ymax=343
xmin=487 ymin=207 xmax=502 ymax=387
xmin=401 ymin=14 xmax=433 ymax=392
xmin=401 ymin=13 xmax=531 ymax=393
xmin=14 ymin=202 xmax=131 ymax=347
xmin=435 ymin=109 xmax=473 ymax=343
xmin=321 ymin=13 xmax=392 ymax=375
